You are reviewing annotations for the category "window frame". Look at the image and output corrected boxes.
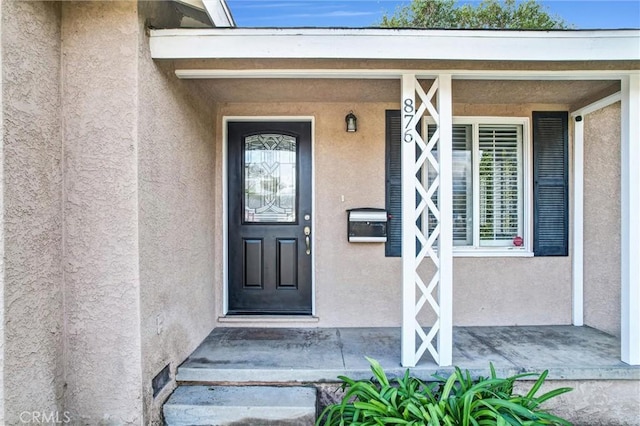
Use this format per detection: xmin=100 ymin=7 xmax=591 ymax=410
xmin=425 ymin=116 xmax=533 ymax=257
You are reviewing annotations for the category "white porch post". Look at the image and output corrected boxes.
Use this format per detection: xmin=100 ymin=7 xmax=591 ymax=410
xmin=401 ymin=74 xmax=417 ymax=367
xmin=400 ymin=73 xmax=453 ymax=367
xmin=621 ymin=73 xmax=640 ymax=365
xmin=437 ymin=75 xmax=453 ymax=366
xmin=572 ymin=116 xmax=584 ymax=326
xmin=571 ymin=92 xmax=622 ymax=327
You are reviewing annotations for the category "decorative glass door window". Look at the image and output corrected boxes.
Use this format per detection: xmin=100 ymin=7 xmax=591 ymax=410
xmin=244 ymin=133 xmax=297 ymax=223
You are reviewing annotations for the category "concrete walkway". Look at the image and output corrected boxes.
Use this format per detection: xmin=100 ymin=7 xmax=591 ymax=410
xmin=177 ymin=325 xmax=639 ymax=383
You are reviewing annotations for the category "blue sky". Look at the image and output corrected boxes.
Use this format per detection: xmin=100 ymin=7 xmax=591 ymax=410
xmin=226 ymin=0 xmax=640 ymax=29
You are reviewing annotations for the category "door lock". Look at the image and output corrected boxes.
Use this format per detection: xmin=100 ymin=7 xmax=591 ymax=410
xmin=304 ymin=226 xmax=311 ymax=255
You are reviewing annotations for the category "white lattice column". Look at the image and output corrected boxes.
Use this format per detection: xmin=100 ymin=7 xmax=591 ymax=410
xmin=621 ymin=73 xmax=640 ymax=365
xmin=400 ymin=74 xmax=453 ymax=367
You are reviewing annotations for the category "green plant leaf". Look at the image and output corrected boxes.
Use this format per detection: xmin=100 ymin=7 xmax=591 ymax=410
xmin=536 ymin=386 xmax=573 ymax=405
xmin=366 ymin=356 xmax=390 ymax=387
xmin=353 ymin=401 xmax=387 ymax=414
xmin=426 ymin=404 xmax=442 ymax=425
xmin=378 ymin=417 xmax=413 ymax=424
xmin=439 ymin=373 xmax=458 ymax=402
xmin=524 ymin=369 xmax=549 ymax=403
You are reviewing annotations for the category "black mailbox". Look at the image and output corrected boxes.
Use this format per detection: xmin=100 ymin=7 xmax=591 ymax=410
xmin=347 ymin=208 xmax=388 ymax=242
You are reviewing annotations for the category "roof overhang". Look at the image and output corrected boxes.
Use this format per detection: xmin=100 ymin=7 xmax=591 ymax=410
xmin=150 ymin=28 xmax=640 ymax=62
xmin=149 ymin=27 xmax=638 ymax=107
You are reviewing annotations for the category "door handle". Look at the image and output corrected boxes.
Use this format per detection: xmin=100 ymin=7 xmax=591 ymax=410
xmin=304 ymin=226 xmax=311 ymax=255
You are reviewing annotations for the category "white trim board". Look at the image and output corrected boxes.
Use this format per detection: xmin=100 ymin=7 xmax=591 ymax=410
xmin=175 ymin=69 xmax=632 ymax=81
xmin=571 ymin=92 xmax=623 ymax=117
xmin=572 ymin=117 xmax=584 ymax=327
xmin=150 ymin=28 xmax=640 ymax=61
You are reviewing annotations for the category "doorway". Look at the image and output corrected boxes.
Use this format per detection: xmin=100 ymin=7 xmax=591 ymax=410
xmin=227 ymin=121 xmax=313 ymax=314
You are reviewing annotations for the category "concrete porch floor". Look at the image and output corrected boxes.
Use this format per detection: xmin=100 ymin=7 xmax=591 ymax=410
xmin=177 ymin=325 xmax=640 ymax=383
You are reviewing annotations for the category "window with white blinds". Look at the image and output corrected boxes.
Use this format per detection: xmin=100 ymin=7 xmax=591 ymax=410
xmin=426 ymin=118 xmax=528 ymax=251
xmin=479 ymin=124 xmax=522 ymax=246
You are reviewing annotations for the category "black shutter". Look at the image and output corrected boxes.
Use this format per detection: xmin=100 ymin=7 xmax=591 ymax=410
xmin=385 ymin=110 xmax=402 ymax=257
xmin=533 ymin=111 xmax=569 ymax=256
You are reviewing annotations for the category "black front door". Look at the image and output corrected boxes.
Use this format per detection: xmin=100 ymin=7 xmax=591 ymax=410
xmin=227 ymin=121 xmax=312 ymax=314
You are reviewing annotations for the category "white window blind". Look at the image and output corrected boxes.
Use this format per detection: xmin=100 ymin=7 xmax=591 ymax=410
xmin=478 ymin=125 xmax=522 ymax=246
xmin=452 ymin=125 xmax=472 ymax=246
xmin=427 ymin=124 xmax=473 ymax=246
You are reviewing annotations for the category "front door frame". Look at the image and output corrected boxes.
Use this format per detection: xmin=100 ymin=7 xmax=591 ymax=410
xmin=222 ymin=116 xmax=316 ymax=316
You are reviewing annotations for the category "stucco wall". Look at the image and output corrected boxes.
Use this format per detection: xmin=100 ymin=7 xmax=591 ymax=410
xmin=515 ymin=379 xmax=640 ymax=426
xmin=215 ymin=99 xmax=572 ymax=327
xmin=0 ymin=2 xmax=218 ymax=422
xmin=1 ymin=1 xmax=64 ymax=424
xmin=137 ymin=2 xmax=217 ymax=423
xmin=583 ymin=102 xmax=621 ymax=336
xmin=61 ymin=2 xmax=143 ymax=423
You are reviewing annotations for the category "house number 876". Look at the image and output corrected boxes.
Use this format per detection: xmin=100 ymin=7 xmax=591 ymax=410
xmin=403 ymin=98 xmax=414 ymax=143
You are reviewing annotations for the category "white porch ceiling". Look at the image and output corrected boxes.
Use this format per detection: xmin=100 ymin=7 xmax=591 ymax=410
xmin=183 ymin=78 xmax=619 ymax=107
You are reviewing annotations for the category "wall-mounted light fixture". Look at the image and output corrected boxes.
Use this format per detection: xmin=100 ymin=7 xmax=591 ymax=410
xmin=345 ymin=111 xmax=357 ymax=132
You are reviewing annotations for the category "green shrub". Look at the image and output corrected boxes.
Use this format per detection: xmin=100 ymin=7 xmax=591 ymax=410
xmin=317 ymin=357 xmax=572 ymax=426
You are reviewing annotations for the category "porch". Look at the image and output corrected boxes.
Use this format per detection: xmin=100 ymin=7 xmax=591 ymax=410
xmin=165 ymin=325 xmax=640 ymax=424
xmin=176 ymin=325 xmax=639 ymax=383
xmin=151 ymin=38 xmax=640 ymax=368
xmin=149 ymin=32 xmax=640 ymax=426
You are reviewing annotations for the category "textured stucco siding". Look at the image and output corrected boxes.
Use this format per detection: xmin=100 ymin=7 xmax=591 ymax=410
xmin=61 ymin=2 xmax=143 ymax=423
xmin=515 ymin=379 xmax=640 ymax=426
xmin=0 ymin=2 xmax=218 ymax=422
xmin=1 ymin=1 xmax=64 ymax=423
xmin=215 ymin=100 xmax=572 ymax=328
xmin=137 ymin=2 xmax=217 ymax=423
xmin=584 ymin=102 xmax=621 ymax=336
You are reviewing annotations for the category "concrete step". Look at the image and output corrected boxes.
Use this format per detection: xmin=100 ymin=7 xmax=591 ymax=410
xmin=163 ymin=385 xmax=317 ymax=426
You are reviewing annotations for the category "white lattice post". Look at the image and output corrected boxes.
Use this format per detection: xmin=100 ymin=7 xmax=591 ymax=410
xmin=621 ymin=73 xmax=640 ymax=365
xmin=400 ymin=74 xmax=454 ymax=367
xmin=437 ymin=74 xmax=453 ymax=366
xmin=401 ymin=74 xmax=418 ymax=367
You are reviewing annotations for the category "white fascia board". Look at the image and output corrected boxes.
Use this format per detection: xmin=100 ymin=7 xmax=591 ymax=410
xmin=150 ymin=28 xmax=640 ymax=61
xmin=202 ymin=0 xmax=235 ymax=28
